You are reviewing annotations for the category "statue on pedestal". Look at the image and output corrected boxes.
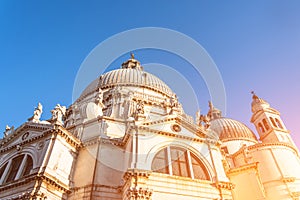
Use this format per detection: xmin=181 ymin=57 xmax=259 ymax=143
xmin=28 ymin=102 xmax=43 ymax=123
xmin=3 ymin=125 xmax=14 ymax=137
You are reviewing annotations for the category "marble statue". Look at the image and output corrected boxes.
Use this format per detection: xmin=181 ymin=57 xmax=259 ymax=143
xmin=51 ymin=104 xmax=67 ymax=125
xmin=28 ymin=102 xmax=43 ymax=123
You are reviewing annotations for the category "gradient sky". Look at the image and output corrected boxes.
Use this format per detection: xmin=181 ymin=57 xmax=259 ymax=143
xmin=0 ymin=1 xmax=300 ymax=147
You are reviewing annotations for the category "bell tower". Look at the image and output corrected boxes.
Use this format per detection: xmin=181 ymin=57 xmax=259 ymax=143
xmin=250 ymin=92 xmax=295 ymax=146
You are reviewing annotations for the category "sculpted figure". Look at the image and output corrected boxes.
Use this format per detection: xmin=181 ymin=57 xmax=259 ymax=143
xmin=51 ymin=104 xmax=67 ymax=125
xmin=4 ymin=125 xmax=11 ymax=137
xmin=136 ymin=100 xmax=144 ymax=114
xmin=95 ymin=88 xmax=105 ymax=108
xmin=170 ymin=94 xmax=178 ymax=108
xmin=28 ymin=102 xmax=43 ymax=123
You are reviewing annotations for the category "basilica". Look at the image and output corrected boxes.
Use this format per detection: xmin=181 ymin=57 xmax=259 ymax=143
xmin=0 ymin=56 xmax=299 ymax=200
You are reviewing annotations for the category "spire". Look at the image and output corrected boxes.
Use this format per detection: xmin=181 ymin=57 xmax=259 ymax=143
xmin=250 ymin=91 xmax=270 ymax=113
xmin=121 ymin=53 xmax=143 ymax=70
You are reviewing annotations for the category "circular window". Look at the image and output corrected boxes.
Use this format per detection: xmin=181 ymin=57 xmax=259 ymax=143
xmin=171 ymin=124 xmax=181 ymax=132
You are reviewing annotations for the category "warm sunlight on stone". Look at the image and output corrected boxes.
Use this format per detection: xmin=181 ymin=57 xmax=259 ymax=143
xmin=0 ymin=57 xmax=299 ymax=200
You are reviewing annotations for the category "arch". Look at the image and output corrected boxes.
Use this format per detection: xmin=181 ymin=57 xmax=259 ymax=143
xmin=151 ymin=145 xmax=210 ymax=180
xmin=22 ymin=155 xmax=33 ymax=177
xmin=146 ymin=140 xmax=213 ymax=177
xmin=20 ymin=147 xmax=39 ymax=169
xmin=0 ymin=153 xmax=34 ymax=184
xmin=5 ymin=155 xmax=24 ymax=183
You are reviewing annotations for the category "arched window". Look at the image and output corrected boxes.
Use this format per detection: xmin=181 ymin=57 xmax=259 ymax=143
xmin=270 ymin=117 xmax=277 ymax=127
xmin=22 ymin=156 xmax=33 ymax=177
xmin=275 ymin=118 xmax=283 ymax=129
xmin=151 ymin=146 xmax=210 ymax=180
xmin=1 ymin=154 xmax=33 ymax=184
xmin=151 ymin=148 xmax=169 ymax=174
xmin=6 ymin=155 xmax=24 ymax=183
xmin=258 ymin=123 xmax=265 ymax=133
xmin=262 ymin=119 xmax=269 ymax=131
xmin=170 ymin=147 xmax=189 ymax=177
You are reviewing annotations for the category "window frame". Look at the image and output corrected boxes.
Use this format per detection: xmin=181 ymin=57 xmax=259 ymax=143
xmin=151 ymin=146 xmax=210 ymax=181
xmin=0 ymin=154 xmax=34 ymax=184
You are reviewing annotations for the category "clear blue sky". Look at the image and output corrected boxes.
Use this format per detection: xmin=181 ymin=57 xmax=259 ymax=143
xmin=1 ymin=1 xmax=300 ymax=147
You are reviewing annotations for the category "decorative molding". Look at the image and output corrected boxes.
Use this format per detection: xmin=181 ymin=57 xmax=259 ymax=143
xmin=0 ymin=124 xmax=82 ymax=153
xmin=126 ymin=187 xmax=153 ymax=200
xmin=123 ymin=169 xmax=151 ymax=182
xmin=230 ymin=142 xmax=299 ymax=159
xmin=71 ymin=183 xmax=122 ymax=192
xmin=228 ymin=162 xmax=258 ymax=175
xmin=292 ymin=191 xmax=300 ymax=197
xmin=282 ymin=177 xmax=296 ymax=183
xmin=38 ymin=172 xmax=70 ymax=192
xmin=214 ymin=181 xmax=235 ymax=190
xmin=0 ymin=122 xmax=52 ymax=147
xmin=137 ymin=126 xmax=217 ymax=145
xmin=0 ymin=173 xmax=37 ymax=192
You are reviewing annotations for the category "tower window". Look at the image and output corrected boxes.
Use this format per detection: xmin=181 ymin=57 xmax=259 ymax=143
xmin=262 ymin=119 xmax=269 ymax=131
xmin=152 ymin=146 xmax=210 ymax=180
xmin=275 ymin=118 xmax=283 ymax=129
xmin=270 ymin=117 xmax=277 ymax=127
xmin=258 ymin=123 xmax=265 ymax=133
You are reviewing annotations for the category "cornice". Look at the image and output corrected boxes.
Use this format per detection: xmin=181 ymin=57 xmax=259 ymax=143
xmin=51 ymin=126 xmax=82 ymax=150
xmin=227 ymin=162 xmax=258 ymax=175
xmin=214 ymin=181 xmax=235 ymax=190
xmin=0 ymin=122 xmax=52 ymax=147
xmin=0 ymin=173 xmax=37 ymax=192
xmin=231 ymin=142 xmax=299 ymax=158
xmin=0 ymin=125 xmax=82 ymax=154
xmin=39 ymin=172 xmax=70 ymax=192
xmin=137 ymin=126 xmax=217 ymax=145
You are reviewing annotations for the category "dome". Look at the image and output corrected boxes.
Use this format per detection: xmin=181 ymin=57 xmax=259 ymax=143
xmin=79 ymin=58 xmax=174 ymax=100
xmin=209 ymin=118 xmax=258 ymax=142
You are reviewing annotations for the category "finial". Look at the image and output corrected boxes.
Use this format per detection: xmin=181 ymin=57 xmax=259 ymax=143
xmin=130 ymin=52 xmax=135 ymax=59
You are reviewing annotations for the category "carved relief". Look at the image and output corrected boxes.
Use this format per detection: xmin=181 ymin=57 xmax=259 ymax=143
xmin=36 ymin=141 xmax=45 ymax=150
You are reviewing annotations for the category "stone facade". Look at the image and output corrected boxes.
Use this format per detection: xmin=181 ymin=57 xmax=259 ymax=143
xmin=0 ymin=57 xmax=299 ymax=200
